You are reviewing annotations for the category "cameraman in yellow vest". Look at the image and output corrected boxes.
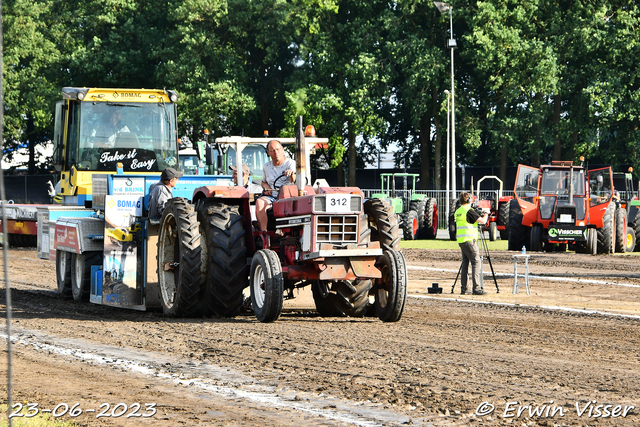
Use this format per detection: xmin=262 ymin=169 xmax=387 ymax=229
xmin=455 ymin=192 xmax=489 ymax=295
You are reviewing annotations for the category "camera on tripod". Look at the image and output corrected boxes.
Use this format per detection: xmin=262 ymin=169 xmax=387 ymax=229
xmin=470 ymin=201 xmax=489 ymax=217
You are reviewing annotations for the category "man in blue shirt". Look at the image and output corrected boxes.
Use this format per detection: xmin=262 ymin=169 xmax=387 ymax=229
xmin=148 ymin=167 xmax=183 ymax=223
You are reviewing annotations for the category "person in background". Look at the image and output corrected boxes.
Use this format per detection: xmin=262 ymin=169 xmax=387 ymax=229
xmin=255 ymin=140 xmax=295 ymax=231
xmin=148 ymin=167 xmax=183 ymax=223
xmin=230 ymin=163 xmax=262 ymax=194
xmin=94 ymin=108 xmax=130 ymax=144
xmin=455 ymin=192 xmax=489 ymax=295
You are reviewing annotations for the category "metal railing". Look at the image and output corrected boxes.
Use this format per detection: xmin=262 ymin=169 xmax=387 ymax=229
xmin=362 ymin=189 xmax=515 ymax=230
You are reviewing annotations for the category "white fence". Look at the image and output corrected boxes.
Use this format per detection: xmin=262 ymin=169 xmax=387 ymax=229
xmin=361 ymin=189 xmax=515 ymax=230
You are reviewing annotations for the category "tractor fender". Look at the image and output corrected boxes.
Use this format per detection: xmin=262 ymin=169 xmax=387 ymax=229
xmin=192 ymin=185 xmax=249 ymax=205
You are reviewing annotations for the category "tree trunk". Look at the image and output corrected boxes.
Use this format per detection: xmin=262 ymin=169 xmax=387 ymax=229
xmin=570 ymin=128 xmax=578 ymax=160
xmin=347 ymin=121 xmax=357 ymax=187
xmin=419 ymin=113 xmax=431 ymax=190
xmin=27 ymin=114 xmax=36 ymax=175
xmin=336 ymin=160 xmax=345 ymax=186
xmin=500 ymin=144 xmax=507 ymax=185
xmin=434 ymin=116 xmax=441 ymax=190
xmin=552 ymin=94 xmax=562 ymax=161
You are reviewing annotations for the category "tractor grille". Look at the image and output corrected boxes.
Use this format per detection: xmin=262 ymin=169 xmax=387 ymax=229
xmin=313 ymin=195 xmax=362 ymax=213
xmin=316 ymin=215 xmax=358 ymax=245
xmin=556 ymin=205 xmax=577 ymax=223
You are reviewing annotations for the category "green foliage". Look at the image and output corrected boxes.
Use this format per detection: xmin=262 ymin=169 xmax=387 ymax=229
xmin=3 ymin=0 xmax=640 ymax=179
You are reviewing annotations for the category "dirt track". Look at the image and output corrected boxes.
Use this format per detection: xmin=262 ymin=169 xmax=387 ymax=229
xmin=1 ymin=248 xmax=640 ymax=426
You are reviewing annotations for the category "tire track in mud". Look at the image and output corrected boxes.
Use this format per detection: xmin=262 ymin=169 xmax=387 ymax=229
xmin=1 ymin=326 xmax=464 ymax=427
xmin=3 ymin=249 xmax=640 ymax=425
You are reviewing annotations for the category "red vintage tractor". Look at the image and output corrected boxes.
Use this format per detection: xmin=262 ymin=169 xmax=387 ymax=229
xmin=508 ymin=159 xmax=625 ymax=254
xmin=157 ymin=117 xmax=406 ymax=322
xmin=471 ymin=176 xmax=513 ymax=241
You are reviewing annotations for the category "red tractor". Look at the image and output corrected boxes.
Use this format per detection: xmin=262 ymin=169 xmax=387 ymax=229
xmin=471 ymin=176 xmax=513 ymax=241
xmin=508 ymin=160 xmax=626 ymax=254
xmin=447 ymin=176 xmax=512 ymax=241
xmin=157 ymin=117 xmax=406 ymax=322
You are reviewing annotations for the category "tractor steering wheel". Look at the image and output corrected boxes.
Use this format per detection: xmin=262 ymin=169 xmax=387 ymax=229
xmin=263 ymin=172 xmax=295 ymax=197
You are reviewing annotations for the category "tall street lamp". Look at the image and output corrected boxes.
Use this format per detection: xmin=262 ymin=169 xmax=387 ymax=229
xmin=444 ymin=89 xmax=450 ymax=223
xmin=434 ymin=1 xmax=457 ymax=203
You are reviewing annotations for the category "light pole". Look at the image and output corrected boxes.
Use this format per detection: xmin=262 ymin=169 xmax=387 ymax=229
xmin=434 ymin=1 xmax=456 ymax=203
xmin=444 ymin=89 xmax=450 ymax=223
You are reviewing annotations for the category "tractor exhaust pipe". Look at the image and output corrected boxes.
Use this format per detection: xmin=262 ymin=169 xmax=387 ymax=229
xmin=295 ymin=116 xmax=307 ymax=196
xmin=569 ymin=164 xmax=574 ymax=205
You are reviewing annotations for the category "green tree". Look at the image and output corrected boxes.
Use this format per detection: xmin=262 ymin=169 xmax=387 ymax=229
xmin=383 ymin=0 xmax=447 ymax=189
xmin=158 ymin=0 xmax=256 ymax=143
xmin=462 ymin=0 xmax=558 ymax=180
xmin=3 ymin=0 xmax=63 ymax=173
xmin=288 ymin=0 xmax=389 ymax=186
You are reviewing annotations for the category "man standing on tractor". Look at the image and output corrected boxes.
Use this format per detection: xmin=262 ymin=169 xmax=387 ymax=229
xmin=148 ymin=167 xmax=183 ymax=223
xmin=455 ymin=192 xmax=489 ymax=295
xmin=256 ymin=140 xmax=296 ymax=231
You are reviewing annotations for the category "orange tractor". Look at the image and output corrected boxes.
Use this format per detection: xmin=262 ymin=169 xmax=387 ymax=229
xmin=508 ymin=160 xmax=626 ymax=254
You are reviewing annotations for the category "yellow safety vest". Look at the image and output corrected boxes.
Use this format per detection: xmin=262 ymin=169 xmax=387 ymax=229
xmin=455 ymin=204 xmax=478 ymax=243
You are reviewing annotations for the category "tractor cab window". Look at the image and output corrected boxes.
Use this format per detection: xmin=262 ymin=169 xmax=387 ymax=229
xmin=541 ymin=169 xmax=585 ymax=196
xmin=74 ymin=101 xmax=178 ymax=173
xmin=589 ymin=169 xmax=612 ymax=207
xmin=227 ymin=144 xmax=270 ymax=182
xmin=64 ymin=101 xmax=81 ymax=171
xmin=515 ymin=166 xmax=539 ymax=203
xmin=178 ymin=151 xmax=200 ymax=175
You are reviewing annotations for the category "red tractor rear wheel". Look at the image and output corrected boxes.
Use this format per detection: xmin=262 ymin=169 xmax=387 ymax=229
xmin=409 ymin=200 xmax=426 ymax=235
xmin=365 ymin=198 xmax=400 ymax=251
xmin=401 ymin=210 xmax=418 ymax=240
xmin=498 ymin=201 xmax=510 ymax=240
xmin=420 ymin=198 xmax=438 ymax=239
xmin=198 ymin=199 xmax=248 ymax=317
xmin=596 ymin=203 xmax=615 ymax=254
xmin=507 ymin=199 xmax=528 ymax=251
xmin=615 ymin=207 xmax=627 ymax=253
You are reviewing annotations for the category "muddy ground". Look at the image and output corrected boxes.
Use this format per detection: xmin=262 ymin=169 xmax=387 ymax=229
xmin=1 ymin=248 xmax=639 ymax=426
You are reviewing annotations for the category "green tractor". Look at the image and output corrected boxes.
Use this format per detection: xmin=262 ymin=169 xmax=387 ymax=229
xmin=617 ymin=169 xmax=639 ymax=252
xmin=371 ymin=173 xmax=438 ymax=240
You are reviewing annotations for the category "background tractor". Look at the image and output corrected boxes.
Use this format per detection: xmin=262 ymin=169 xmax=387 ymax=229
xmin=371 ymin=173 xmax=437 ymax=241
xmin=614 ymin=169 xmax=639 ymax=252
xmin=446 ymin=176 xmax=512 ymax=242
xmin=471 ymin=176 xmax=513 ymax=241
xmin=508 ymin=160 xmax=624 ymax=254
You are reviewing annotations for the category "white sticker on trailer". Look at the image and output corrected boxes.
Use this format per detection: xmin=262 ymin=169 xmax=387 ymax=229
xmin=325 ymin=194 xmax=350 ymax=213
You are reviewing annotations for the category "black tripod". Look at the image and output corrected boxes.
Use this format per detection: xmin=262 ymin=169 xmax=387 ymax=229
xmin=451 ymin=224 xmax=500 ymax=294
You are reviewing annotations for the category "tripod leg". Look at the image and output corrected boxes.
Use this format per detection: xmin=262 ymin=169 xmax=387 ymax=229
xmin=479 ymin=229 xmax=500 ymax=293
xmin=485 ymin=252 xmax=500 ymax=293
xmin=451 ymin=262 xmax=463 ymax=293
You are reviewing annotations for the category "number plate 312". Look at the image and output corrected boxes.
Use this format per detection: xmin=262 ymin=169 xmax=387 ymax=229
xmin=326 ymin=195 xmax=350 ymax=213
